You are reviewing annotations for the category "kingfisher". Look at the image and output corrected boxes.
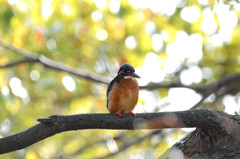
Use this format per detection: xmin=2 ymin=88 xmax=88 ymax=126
xmin=106 ymin=63 xmax=140 ymax=116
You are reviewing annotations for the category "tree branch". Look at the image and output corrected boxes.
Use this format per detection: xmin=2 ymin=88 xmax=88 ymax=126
xmin=171 ymin=113 xmax=240 ymax=158
xmin=1 ymin=40 xmax=240 ymax=92
xmin=1 ymin=40 xmax=240 ymax=108
xmin=0 ymin=59 xmax=38 ymax=68
xmin=0 ymin=40 xmax=109 ymax=84
xmin=0 ymin=109 xmax=236 ymax=155
xmin=96 ymin=130 xmax=163 ymax=159
xmin=72 ymin=133 xmax=125 ymax=156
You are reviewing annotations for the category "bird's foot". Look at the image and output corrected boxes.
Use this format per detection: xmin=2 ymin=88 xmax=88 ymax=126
xmin=129 ymin=112 xmax=135 ymax=116
xmin=115 ymin=112 xmax=122 ymax=116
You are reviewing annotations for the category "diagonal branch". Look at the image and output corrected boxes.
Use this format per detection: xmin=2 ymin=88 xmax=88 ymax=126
xmin=0 ymin=40 xmax=202 ymax=89
xmin=0 ymin=40 xmax=110 ymax=84
xmin=190 ymin=73 xmax=240 ymax=109
xmin=72 ymin=133 xmax=125 ymax=156
xmin=0 ymin=109 xmax=235 ymax=155
xmin=96 ymin=130 xmax=163 ymax=159
xmin=0 ymin=40 xmax=240 ymax=90
xmin=0 ymin=58 xmax=37 ymax=68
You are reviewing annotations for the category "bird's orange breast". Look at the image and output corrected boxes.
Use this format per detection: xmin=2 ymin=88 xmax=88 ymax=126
xmin=108 ymin=77 xmax=139 ymax=113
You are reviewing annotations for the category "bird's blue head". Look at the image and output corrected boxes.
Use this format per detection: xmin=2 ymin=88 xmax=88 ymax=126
xmin=117 ymin=63 xmax=140 ymax=79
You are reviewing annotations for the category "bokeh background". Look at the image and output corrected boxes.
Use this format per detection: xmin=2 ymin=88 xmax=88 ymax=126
xmin=1 ymin=0 xmax=240 ymax=158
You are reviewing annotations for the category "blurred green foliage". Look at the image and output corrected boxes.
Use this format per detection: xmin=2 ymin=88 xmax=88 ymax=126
xmin=1 ymin=0 xmax=240 ymax=158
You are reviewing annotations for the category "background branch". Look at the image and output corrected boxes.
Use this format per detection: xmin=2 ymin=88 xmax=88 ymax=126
xmin=1 ymin=39 xmax=240 ymax=125
xmin=97 ymin=130 xmax=163 ymax=159
xmin=0 ymin=59 xmax=37 ymax=68
xmin=0 ymin=40 xmax=110 ymax=84
xmin=1 ymin=40 xmax=240 ymax=101
xmin=0 ymin=109 xmax=235 ymax=155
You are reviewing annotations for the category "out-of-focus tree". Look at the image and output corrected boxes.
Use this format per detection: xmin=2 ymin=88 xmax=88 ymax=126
xmin=0 ymin=0 xmax=240 ymax=158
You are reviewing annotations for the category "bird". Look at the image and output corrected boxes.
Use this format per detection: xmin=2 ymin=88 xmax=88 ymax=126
xmin=106 ymin=63 xmax=140 ymax=116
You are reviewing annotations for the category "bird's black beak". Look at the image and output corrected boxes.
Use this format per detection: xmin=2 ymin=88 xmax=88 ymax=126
xmin=130 ymin=72 xmax=140 ymax=78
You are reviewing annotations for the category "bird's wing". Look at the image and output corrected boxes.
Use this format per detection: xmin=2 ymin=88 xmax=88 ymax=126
xmin=106 ymin=79 xmax=115 ymax=109
xmin=107 ymin=75 xmax=122 ymax=98
xmin=107 ymin=79 xmax=115 ymax=97
xmin=106 ymin=75 xmax=122 ymax=109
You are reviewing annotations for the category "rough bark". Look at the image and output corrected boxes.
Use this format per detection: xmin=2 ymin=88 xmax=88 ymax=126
xmin=167 ymin=111 xmax=240 ymax=159
xmin=0 ymin=109 xmax=239 ymax=158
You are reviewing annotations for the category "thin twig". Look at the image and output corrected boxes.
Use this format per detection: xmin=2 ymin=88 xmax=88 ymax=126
xmin=0 ymin=59 xmax=37 ymax=68
xmin=72 ymin=133 xmax=125 ymax=156
xmin=96 ymin=130 xmax=163 ymax=159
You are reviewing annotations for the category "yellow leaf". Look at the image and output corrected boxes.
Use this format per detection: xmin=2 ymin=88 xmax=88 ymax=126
xmin=26 ymin=150 xmax=38 ymax=159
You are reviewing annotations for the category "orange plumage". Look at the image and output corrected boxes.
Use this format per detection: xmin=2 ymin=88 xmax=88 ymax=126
xmin=106 ymin=64 xmax=140 ymax=115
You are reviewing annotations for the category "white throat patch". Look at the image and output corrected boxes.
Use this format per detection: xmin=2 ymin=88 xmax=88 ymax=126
xmin=124 ymin=76 xmax=135 ymax=80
